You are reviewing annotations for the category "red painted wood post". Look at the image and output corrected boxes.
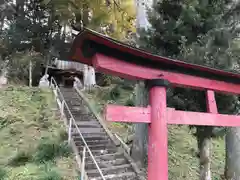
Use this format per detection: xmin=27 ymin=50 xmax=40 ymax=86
xmin=147 ymin=79 xmax=169 ymax=180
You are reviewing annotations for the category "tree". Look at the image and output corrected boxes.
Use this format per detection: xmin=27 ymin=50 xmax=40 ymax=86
xmin=180 ymin=27 xmax=240 ymax=179
xmin=44 ymin=0 xmax=136 ymax=40
xmin=142 ymin=0 xmax=233 ymax=56
xmin=130 ymin=0 xmax=153 ymax=166
xmin=131 ymin=81 xmax=148 ymax=166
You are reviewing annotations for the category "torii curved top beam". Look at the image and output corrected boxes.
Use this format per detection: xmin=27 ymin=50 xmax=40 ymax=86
xmin=69 ymin=28 xmax=240 ymax=94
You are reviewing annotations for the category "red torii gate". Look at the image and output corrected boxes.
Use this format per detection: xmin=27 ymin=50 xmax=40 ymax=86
xmin=69 ymin=28 xmax=240 ymax=180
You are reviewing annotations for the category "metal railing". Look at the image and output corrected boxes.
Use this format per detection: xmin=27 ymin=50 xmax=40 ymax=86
xmin=114 ymin=134 xmax=131 ymax=155
xmin=50 ymin=77 xmax=106 ymax=180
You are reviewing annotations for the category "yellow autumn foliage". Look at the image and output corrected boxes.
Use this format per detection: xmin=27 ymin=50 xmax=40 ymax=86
xmin=43 ymin=0 xmax=136 ymax=40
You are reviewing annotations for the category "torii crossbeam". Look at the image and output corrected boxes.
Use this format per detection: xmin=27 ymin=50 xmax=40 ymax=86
xmin=69 ymin=28 xmax=240 ymax=180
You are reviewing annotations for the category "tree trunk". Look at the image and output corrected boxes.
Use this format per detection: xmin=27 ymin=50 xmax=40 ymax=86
xmin=82 ymin=5 xmax=89 ymax=27
xmin=197 ymin=126 xmax=213 ymax=180
xmin=29 ymin=59 xmax=32 ymax=87
xmin=225 ymin=127 xmax=240 ymax=180
xmin=81 ymin=5 xmax=96 ymax=90
xmin=0 ymin=17 xmax=4 ymax=31
xmin=131 ymin=81 xmax=148 ymax=166
xmin=0 ymin=67 xmax=7 ymax=88
xmin=130 ymin=0 xmax=153 ymax=168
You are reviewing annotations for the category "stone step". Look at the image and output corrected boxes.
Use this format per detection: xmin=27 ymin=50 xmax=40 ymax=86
xmin=73 ymin=121 xmax=101 ymax=128
xmin=70 ymin=113 xmax=94 ymax=120
xmin=63 ymin=95 xmax=81 ymax=100
xmin=67 ymin=109 xmax=86 ymax=114
xmin=86 ymin=152 xmax=123 ymax=162
xmin=60 ymin=89 xmax=78 ymax=93
xmin=77 ymin=144 xmax=117 ymax=152
xmin=69 ymin=105 xmax=83 ymax=111
xmin=74 ymin=135 xmax=109 ymax=142
xmin=80 ymin=148 xmax=118 ymax=157
xmin=68 ymin=106 xmax=86 ymax=111
xmin=64 ymin=100 xmax=83 ymax=105
xmin=71 ymin=127 xmax=105 ymax=134
xmin=72 ymin=113 xmax=94 ymax=118
xmin=87 ymin=164 xmax=133 ymax=177
xmin=72 ymin=132 xmax=107 ymax=138
xmin=65 ymin=103 xmax=83 ymax=107
xmin=85 ymin=158 xmax=127 ymax=169
xmin=74 ymin=139 xmax=111 ymax=146
xmin=89 ymin=171 xmax=137 ymax=180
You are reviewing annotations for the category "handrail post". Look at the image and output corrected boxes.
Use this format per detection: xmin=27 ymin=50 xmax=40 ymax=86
xmin=53 ymin=88 xmax=57 ymax=99
xmin=81 ymin=146 xmax=86 ymax=180
xmin=61 ymin=100 xmax=65 ymax=118
xmin=68 ymin=118 xmax=73 ymax=145
xmin=50 ymin=77 xmax=53 ymax=88
xmin=115 ymin=134 xmax=130 ymax=154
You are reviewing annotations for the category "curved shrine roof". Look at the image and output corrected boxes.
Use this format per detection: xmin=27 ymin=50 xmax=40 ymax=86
xmin=69 ymin=28 xmax=240 ymax=85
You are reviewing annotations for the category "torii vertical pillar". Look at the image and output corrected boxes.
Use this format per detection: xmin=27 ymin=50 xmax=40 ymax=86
xmin=106 ymin=79 xmax=170 ymax=180
xmin=147 ymin=79 xmax=169 ymax=180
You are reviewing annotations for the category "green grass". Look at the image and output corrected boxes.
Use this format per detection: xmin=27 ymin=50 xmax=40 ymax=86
xmin=0 ymin=86 xmax=78 ymax=180
xmin=84 ymin=85 xmax=226 ymax=180
xmin=33 ymin=139 xmax=71 ymax=163
xmin=0 ymin=168 xmax=6 ymax=180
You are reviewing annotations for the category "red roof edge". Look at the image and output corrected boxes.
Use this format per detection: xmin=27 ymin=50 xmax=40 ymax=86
xmin=69 ymin=28 xmax=240 ymax=83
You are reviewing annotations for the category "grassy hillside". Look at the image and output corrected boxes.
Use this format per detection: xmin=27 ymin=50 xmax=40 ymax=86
xmin=84 ymin=84 xmax=226 ymax=180
xmin=0 ymin=86 xmax=78 ymax=180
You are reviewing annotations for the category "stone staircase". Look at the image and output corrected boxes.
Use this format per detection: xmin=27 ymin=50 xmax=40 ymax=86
xmin=60 ymin=87 xmax=141 ymax=180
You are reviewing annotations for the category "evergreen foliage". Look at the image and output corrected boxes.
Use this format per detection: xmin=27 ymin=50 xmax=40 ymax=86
xmin=141 ymin=0 xmax=240 ymax=135
xmin=142 ymin=0 xmax=236 ymax=56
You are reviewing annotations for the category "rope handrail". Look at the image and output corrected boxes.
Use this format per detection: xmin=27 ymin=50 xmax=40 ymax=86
xmin=50 ymin=77 xmax=106 ymax=180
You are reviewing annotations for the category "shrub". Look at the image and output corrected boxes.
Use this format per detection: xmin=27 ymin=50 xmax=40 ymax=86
xmin=0 ymin=115 xmax=21 ymax=130
xmin=8 ymin=151 xmax=32 ymax=166
xmin=37 ymin=162 xmax=63 ymax=180
xmin=0 ymin=168 xmax=6 ymax=180
xmin=33 ymin=139 xmax=71 ymax=163
xmin=38 ymin=170 xmax=62 ymax=180
xmin=125 ymin=98 xmax=134 ymax=107
xmin=6 ymin=163 xmax=63 ymax=180
xmin=109 ymin=85 xmax=121 ymax=100
xmin=119 ymin=81 xmax=134 ymax=91
xmin=35 ymin=105 xmax=52 ymax=129
xmin=99 ymin=74 xmax=122 ymax=86
xmin=57 ymin=129 xmax=68 ymax=142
